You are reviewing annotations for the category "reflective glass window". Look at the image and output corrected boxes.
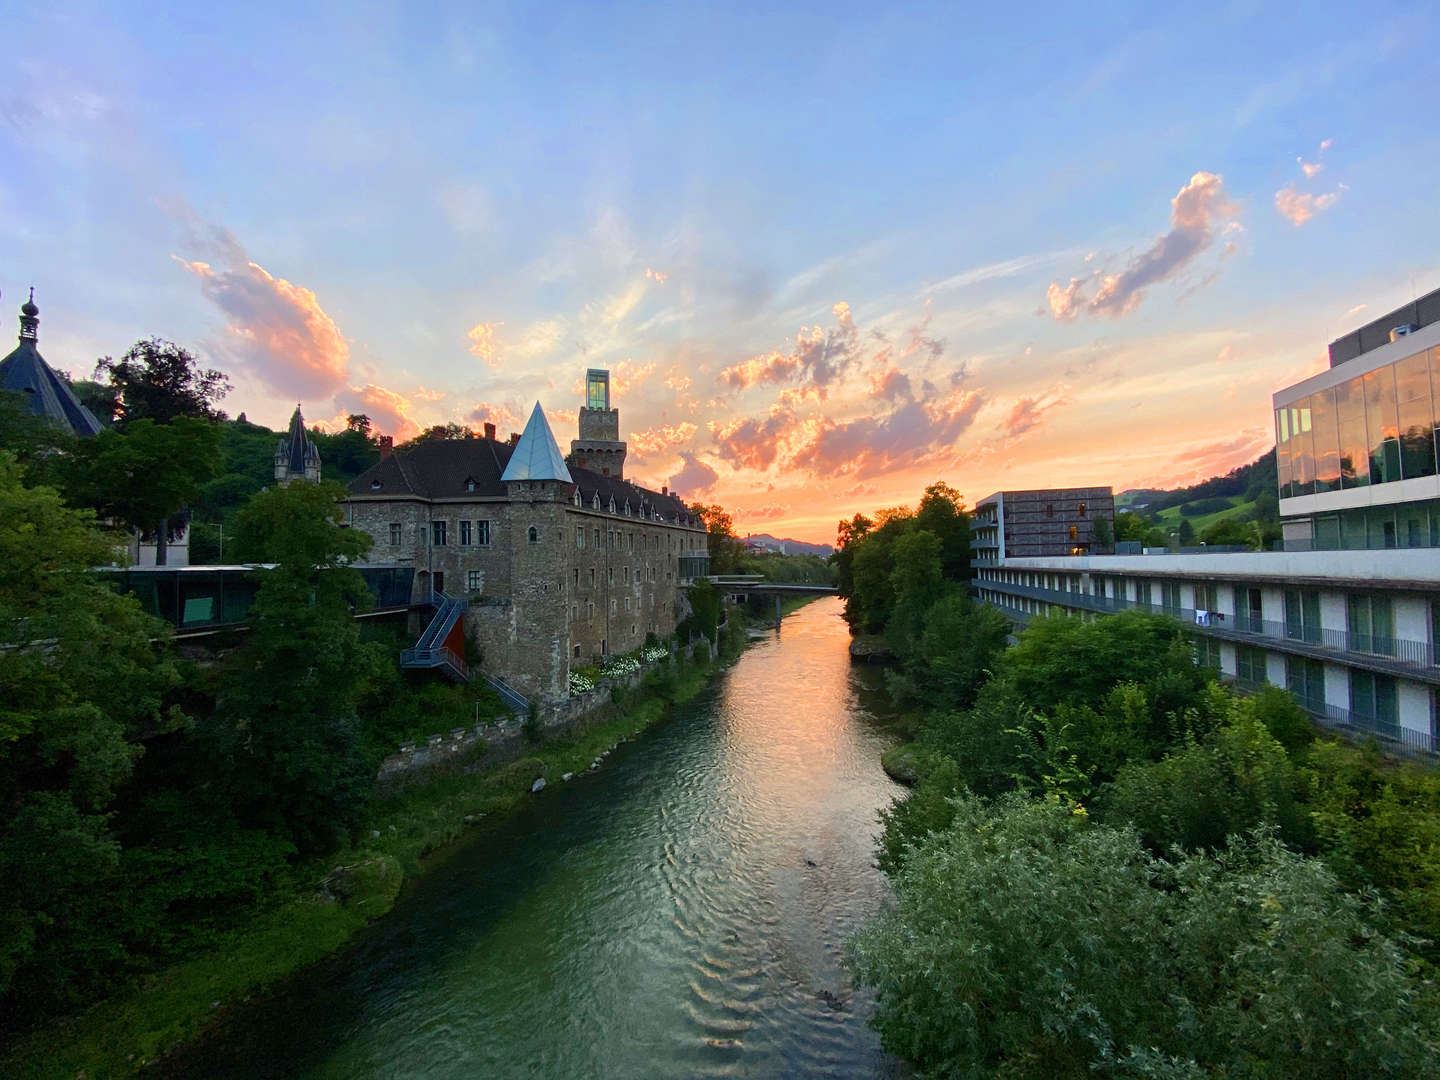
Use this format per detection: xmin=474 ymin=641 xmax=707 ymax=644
xmin=1396 ymin=351 xmax=1436 ymax=479
xmin=1334 ymin=376 xmax=1369 ymax=488
xmin=1275 ymin=409 xmax=1293 ymax=493
xmin=1288 ymin=400 xmax=1315 ymax=496
xmin=1309 ymin=388 xmax=1341 ymax=492
xmin=1364 ymin=365 xmax=1401 ymax=484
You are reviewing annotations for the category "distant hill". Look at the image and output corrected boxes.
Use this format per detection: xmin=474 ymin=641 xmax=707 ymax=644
xmin=742 ymin=533 xmax=835 ymax=558
xmin=1118 ymin=449 xmax=1276 ymax=516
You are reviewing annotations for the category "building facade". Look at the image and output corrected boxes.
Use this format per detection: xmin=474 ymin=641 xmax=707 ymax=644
xmin=971 ymin=487 xmax=1115 ymax=566
xmin=973 ymin=295 xmax=1440 ymax=753
xmin=344 ymin=372 xmax=709 ymax=703
xmin=274 ymin=404 xmax=322 ymax=484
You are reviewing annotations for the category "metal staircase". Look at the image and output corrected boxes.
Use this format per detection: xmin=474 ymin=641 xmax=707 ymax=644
xmin=400 ymin=591 xmax=469 ymax=683
xmin=483 ymin=674 xmax=529 ymax=716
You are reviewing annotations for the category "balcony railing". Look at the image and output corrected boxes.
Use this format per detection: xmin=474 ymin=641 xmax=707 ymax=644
xmin=974 ymin=579 xmax=1440 ymax=674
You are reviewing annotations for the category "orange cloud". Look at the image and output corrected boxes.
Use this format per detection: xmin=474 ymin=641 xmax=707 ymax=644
xmin=467 ymin=321 xmax=503 ymax=367
xmin=719 ymin=301 xmax=861 ymax=392
xmin=644 ymin=267 xmax=668 ymax=284
xmin=628 ymin=421 xmax=698 ymax=459
xmin=177 ymin=251 xmax=349 ymax=400
xmin=666 ymin=452 xmax=718 ymax=497
xmin=335 ymin=383 xmax=422 ymax=441
xmin=736 ymin=503 xmax=789 ymax=520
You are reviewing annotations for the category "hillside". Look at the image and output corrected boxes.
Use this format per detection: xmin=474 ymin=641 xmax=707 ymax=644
xmin=1115 ymin=448 xmax=1279 ymax=549
xmin=742 ymin=533 xmax=835 ymax=558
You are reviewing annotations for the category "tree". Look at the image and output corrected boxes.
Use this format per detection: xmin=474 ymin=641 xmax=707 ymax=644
xmin=60 ymin=418 xmax=222 ymax=565
xmin=1177 ymin=518 xmax=1196 ymax=546
xmin=203 ymin=482 xmax=386 ymax=852
xmin=848 ymin=794 xmax=1439 ymax=1079
xmin=411 ymin=422 xmax=474 ymax=442
xmin=0 ymin=454 xmax=179 ymax=1013
xmin=690 ymin=502 xmax=743 ymax=574
xmin=832 ymin=512 xmax=873 ymax=602
xmin=94 ymin=338 xmax=231 ymax=424
xmin=345 ymin=413 xmax=372 ymax=437
xmin=1091 ymin=514 xmax=1113 ymax=550
xmin=884 ymin=527 xmax=943 ymax=655
xmin=914 ymin=481 xmax=971 ymax=582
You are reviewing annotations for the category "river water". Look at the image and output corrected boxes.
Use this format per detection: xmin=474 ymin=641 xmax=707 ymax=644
xmin=171 ymin=597 xmax=906 ymax=1079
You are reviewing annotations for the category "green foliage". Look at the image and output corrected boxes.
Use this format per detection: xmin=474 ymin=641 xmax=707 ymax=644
xmin=60 ymin=417 xmax=223 ymax=553
xmin=1101 ymin=699 xmax=1311 ymax=852
xmin=848 ymin=794 xmax=1439 ymax=1080
xmin=1090 ymin=513 xmax=1113 ymax=549
xmin=678 ymin=579 xmax=722 ymax=642
xmin=203 ymin=483 xmax=386 ymax=852
xmin=689 ymin=502 xmax=744 ymax=573
xmin=887 ymin=594 xmax=1010 ymax=713
xmin=0 ymin=454 xmax=180 ymax=1014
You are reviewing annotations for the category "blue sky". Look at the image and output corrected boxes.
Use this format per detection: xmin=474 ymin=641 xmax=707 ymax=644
xmin=4 ymin=1 xmax=1439 ymax=541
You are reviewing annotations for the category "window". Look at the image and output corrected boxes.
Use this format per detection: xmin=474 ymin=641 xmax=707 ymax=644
xmin=1347 ymin=594 xmax=1394 ymax=656
xmin=594 ymin=528 xmax=600 ymax=547
xmin=467 ymin=570 xmax=483 ymax=592
xmin=460 ymin=520 xmax=472 ymax=546
xmin=1161 ymin=581 xmax=1181 ymax=616
xmin=587 ymin=601 xmax=594 ymax=618
xmin=610 ymin=599 xmax=616 ymax=615
xmin=574 ymin=644 xmax=581 ymax=658
xmin=571 ymin=603 xmax=578 ymax=620
xmin=1136 ymin=580 xmax=1152 ymax=609
xmin=590 ymin=568 xmax=596 ymax=586
xmin=1077 ymin=502 xmax=1087 ymax=516
xmin=477 ymin=520 xmax=491 ymax=546
xmin=1286 ymin=656 xmax=1325 ymax=712
xmin=608 ymin=567 xmax=614 ymax=584
xmin=1283 ymin=589 xmax=1322 ymax=644
xmin=624 ymin=597 xmax=631 ymax=611
xmin=431 ymin=520 xmax=447 ymax=546
xmin=1236 ymin=644 xmax=1267 ymax=686
xmin=573 ymin=568 xmax=579 ymax=586
xmin=389 ymin=522 xmax=402 ymax=545
xmin=1350 ymin=670 xmax=1398 ymax=730
xmin=1234 ymin=586 xmax=1263 ymax=633
xmin=527 ymin=525 xmax=539 ymax=543
xmin=1195 ymin=637 xmax=1221 ymax=670
xmin=577 ymin=527 xmax=584 ymax=548
xmin=1195 ymin=582 xmax=1219 ymax=612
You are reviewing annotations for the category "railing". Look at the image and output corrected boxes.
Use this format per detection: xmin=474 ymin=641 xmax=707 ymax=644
xmin=483 ymin=674 xmax=529 ymax=716
xmin=399 ymin=644 xmax=468 ymax=682
xmin=974 ymin=579 xmax=1440 ymax=674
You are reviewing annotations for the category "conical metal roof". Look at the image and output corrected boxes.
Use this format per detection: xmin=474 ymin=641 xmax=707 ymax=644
xmin=0 ymin=293 xmax=103 ymax=437
xmin=500 ymin=401 xmax=573 ymax=483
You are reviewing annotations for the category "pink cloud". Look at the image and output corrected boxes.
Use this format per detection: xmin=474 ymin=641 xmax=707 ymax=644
xmin=1002 ymin=390 xmax=1070 ymax=437
xmin=176 ymin=244 xmax=349 ymax=400
xmin=869 ymin=367 xmax=912 ymax=400
xmin=667 ymin=452 xmax=718 ymax=497
xmin=787 ymin=388 xmax=985 ymax=478
xmin=467 ymin=321 xmax=503 ymax=367
xmin=736 ymin=503 xmax=789 ymax=520
xmin=1043 ymin=172 xmax=1238 ymax=320
xmin=719 ymin=301 xmax=861 ymax=392
xmin=1274 ymin=186 xmax=1341 ymax=227
xmin=710 ymin=407 xmax=797 ymax=470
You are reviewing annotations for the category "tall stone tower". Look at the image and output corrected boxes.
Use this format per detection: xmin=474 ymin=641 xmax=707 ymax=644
xmin=274 ymin=404 xmax=322 ymax=484
xmin=569 ymin=368 xmax=626 ymax=479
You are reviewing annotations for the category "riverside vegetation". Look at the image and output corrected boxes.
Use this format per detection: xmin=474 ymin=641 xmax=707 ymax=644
xmin=834 ymin=485 xmax=1440 ymax=1078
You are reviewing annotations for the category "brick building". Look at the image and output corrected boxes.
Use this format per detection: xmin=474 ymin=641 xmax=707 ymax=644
xmin=343 ymin=371 xmax=710 ymax=703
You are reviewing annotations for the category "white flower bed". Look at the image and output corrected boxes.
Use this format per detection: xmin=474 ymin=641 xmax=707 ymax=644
xmin=568 ymin=671 xmax=595 ymax=696
xmin=599 ymin=655 xmax=640 ymax=678
xmin=641 ymin=645 xmax=668 ymax=663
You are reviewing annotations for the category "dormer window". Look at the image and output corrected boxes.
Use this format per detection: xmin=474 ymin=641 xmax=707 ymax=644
xmin=370 ymin=480 xmax=382 ymax=490
xmin=464 ymin=476 xmax=478 ymax=493
xmin=592 ymin=494 xmax=601 ymax=510
xmin=623 ymin=501 xmax=631 ymax=516
xmin=608 ymin=497 xmax=616 ymax=513
xmin=573 ymin=489 xmax=582 ymax=507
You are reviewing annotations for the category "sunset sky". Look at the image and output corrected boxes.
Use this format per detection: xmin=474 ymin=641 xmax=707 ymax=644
xmin=5 ymin=2 xmax=1439 ymax=543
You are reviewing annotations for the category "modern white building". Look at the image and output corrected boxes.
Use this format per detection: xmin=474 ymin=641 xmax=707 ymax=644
xmin=973 ymin=290 xmax=1440 ymax=754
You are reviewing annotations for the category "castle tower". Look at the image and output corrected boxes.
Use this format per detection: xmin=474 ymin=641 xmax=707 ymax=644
xmin=569 ymin=368 xmax=626 ymax=479
xmin=274 ymin=403 xmax=322 ymax=484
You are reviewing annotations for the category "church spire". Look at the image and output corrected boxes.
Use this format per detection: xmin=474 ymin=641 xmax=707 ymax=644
xmin=274 ymin=403 xmax=322 ymax=484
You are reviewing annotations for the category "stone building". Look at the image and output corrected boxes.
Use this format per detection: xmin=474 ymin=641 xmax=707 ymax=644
xmin=343 ymin=370 xmax=710 ymax=703
xmin=0 ymin=289 xmax=104 ymax=437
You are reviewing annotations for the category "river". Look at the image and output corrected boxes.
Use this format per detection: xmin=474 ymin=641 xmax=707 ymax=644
xmin=168 ymin=596 xmax=906 ymax=1079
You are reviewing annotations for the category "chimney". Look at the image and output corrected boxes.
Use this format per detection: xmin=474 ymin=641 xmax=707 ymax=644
xmin=662 ymin=485 xmax=668 ymax=496
xmin=378 ymin=435 xmax=394 ymax=460
xmin=508 ymin=432 xmax=520 ymax=447
xmin=483 ymin=422 xmax=496 ymax=440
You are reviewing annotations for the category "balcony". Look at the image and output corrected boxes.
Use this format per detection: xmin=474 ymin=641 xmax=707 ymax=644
xmin=974 ymin=579 xmax=1440 ymax=684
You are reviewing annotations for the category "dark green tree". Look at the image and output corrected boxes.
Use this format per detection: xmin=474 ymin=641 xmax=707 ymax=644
xmin=689 ymin=502 xmax=744 ymax=574
xmin=0 ymin=454 xmax=179 ymax=1014
xmin=204 ymin=482 xmax=387 ymax=852
xmin=60 ymin=418 xmax=222 ymax=565
xmin=94 ymin=338 xmax=231 ymax=424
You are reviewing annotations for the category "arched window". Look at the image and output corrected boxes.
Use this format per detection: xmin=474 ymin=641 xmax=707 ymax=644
xmin=573 ymin=489 xmax=582 ymax=507
xmin=592 ymin=494 xmax=601 ymax=510
xmin=527 ymin=525 xmax=539 ymax=543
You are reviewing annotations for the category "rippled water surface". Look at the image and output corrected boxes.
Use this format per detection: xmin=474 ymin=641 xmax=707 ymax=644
xmin=174 ymin=598 xmax=905 ymax=1079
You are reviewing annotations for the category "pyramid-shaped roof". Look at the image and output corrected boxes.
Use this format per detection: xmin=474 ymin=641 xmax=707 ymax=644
xmin=0 ymin=293 xmax=103 ymax=437
xmin=500 ymin=401 xmax=572 ymax=483
xmin=278 ymin=404 xmax=320 ymax=473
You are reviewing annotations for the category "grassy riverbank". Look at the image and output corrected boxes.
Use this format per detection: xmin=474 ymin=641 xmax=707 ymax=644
xmin=4 ymin=621 xmax=751 ymax=1080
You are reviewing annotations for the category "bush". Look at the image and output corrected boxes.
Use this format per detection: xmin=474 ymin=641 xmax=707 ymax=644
xmin=848 ymin=794 xmax=1439 ymax=1080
